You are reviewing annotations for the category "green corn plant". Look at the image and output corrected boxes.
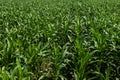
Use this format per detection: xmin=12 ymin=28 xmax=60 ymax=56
xmin=73 ymin=38 xmax=91 ymax=80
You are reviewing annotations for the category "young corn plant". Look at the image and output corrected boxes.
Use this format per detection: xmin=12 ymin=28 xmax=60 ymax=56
xmin=72 ymin=14 xmax=91 ymax=80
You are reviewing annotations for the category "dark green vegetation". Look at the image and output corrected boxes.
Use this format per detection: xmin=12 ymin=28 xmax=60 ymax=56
xmin=0 ymin=0 xmax=120 ymax=80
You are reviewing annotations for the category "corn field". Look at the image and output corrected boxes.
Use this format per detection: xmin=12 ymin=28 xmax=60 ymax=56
xmin=0 ymin=0 xmax=120 ymax=80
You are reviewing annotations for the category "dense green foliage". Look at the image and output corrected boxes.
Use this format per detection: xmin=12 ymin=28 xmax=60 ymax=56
xmin=0 ymin=0 xmax=120 ymax=80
